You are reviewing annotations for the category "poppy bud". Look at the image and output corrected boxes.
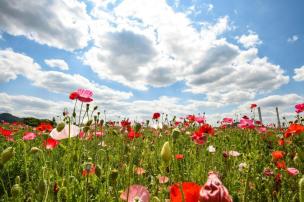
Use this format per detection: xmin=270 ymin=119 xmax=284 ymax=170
xmin=1 ymin=147 xmax=15 ymax=165
xmin=299 ymin=176 xmax=304 ymax=202
xmin=83 ymin=126 xmax=90 ymax=133
xmin=15 ymin=176 xmax=21 ymax=184
xmin=95 ymin=164 xmax=102 ymax=178
xmin=56 ymin=122 xmax=65 ymax=132
xmin=161 ymin=141 xmax=171 ymax=162
xmin=72 ymin=111 xmax=76 ymax=118
xmin=31 ymin=147 xmax=41 ymax=154
xmin=86 ymin=104 xmax=90 ymax=111
xmin=11 ymin=184 xmax=22 ymax=197
xmin=171 ymin=128 xmax=180 ymax=139
xmin=93 ymin=106 xmax=98 ymax=111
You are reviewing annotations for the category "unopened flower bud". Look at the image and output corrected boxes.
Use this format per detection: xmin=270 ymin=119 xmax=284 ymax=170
xmin=1 ymin=147 xmax=15 ymax=165
xmin=11 ymin=184 xmax=22 ymax=197
xmin=56 ymin=122 xmax=65 ymax=132
xmin=161 ymin=141 xmax=171 ymax=162
xmin=31 ymin=147 xmax=41 ymax=154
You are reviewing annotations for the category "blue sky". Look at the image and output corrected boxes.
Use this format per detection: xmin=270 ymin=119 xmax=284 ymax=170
xmin=0 ymin=0 xmax=303 ymax=123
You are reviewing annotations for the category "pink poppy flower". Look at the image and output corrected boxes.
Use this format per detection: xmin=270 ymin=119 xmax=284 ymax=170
xmin=135 ymin=167 xmax=146 ymax=175
xmin=120 ymin=185 xmax=150 ymax=202
xmin=23 ymin=132 xmax=37 ymax=141
xmin=257 ymin=126 xmax=267 ymax=133
xmin=295 ymin=103 xmax=304 ymax=113
xmin=50 ymin=125 xmax=80 ymax=140
xmin=237 ymin=118 xmax=255 ymax=129
xmin=69 ymin=89 xmax=93 ymax=102
xmin=43 ymin=138 xmax=59 ymax=150
xmin=195 ymin=116 xmax=206 ymax=124
xmin=222 ymin=118 xmax=233 ymax=125
xmin=199 ymin=172 xmax=232 ymax=202
xmin=158 ymin=176 xmax=169 ymax=184
xmin=286 ymin=167 xmax=299 ymax=176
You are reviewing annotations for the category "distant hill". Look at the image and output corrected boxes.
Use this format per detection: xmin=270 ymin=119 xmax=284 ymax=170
xmin=0 ymin=113 xmax=23 ymax=123
xmin=0 ymin=113 xmax=54 ymax=127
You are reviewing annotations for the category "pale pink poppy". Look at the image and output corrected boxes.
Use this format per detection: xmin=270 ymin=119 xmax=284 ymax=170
xmin=199 ymin=172 xmax=232 ymax=202
xmin=23 ymin=132 xmax=37 ymax=141
xmin=50 ymin=125 xmax=80 ymax=140
xmin=120 ymin=185 xmax=150 ymax=202
xmin=195 ymin=116 xmax=206 ymax=124
xmin=135 ymin=167 xmax=146 ymax=175
xmin=73 ymin=89 xmax=93 ymax=102
xmin=228 ymin=151 xmax=241 ymax=157
xmin=257 ymin=126 xmax=267 ymax=133
xmin=286 ymin=167 xmax=299 ymax=176
xmin=96 ymin=131 xmax=104 ymax=137
xmin=158 ymin=176 xmax=169 ymax=184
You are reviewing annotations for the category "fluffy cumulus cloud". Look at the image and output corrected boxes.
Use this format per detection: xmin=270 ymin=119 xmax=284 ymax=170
xmin=236 ymin=31 xmax=262 ymax=48
xmin=82 ymin=0 xmax=289 ymax=103
xmin=293 ymin=65 xmax=304 ymax=81
xmin=45 ymin=59 xmax=69 ymax=70
xmin=0 ymin=0 xmax=91 ymax=51
xmin=0 ymin=49 xmax=133 ymax=101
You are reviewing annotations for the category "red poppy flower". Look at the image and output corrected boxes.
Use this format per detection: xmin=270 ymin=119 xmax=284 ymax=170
xmin=152 ymin=112 xmax=160 ymax=120
xmin=82 ymin=164 xmax=96 ymax=176
xmin=43 ymin=138 xmax=59 ymax=150
xmin=250 ymin=104 xmax=257 ymax=109
xmin=0 ymin=127 xmax=12 ymax=137
xmin=121 ymin=119 xmax=131 ymax=128
xmin=186 ymin=115 xmax=196 ymax=122
xmin=284 ymin=124 xmax=304 ymax=138
xmin=175 ymin=154 xmax=184 ymax=160
xmin=170 ymin=182 xmax=201 ymax=202
xmin=272 ymin=151 xmax=284 ymax=161
xmin=128 ymin=128 xmax=141 ymax=140
xmin=278 ymin=138 xmax=284 ymax=146
xmin=276 ymin=160 xmax=286 ymax=170
xmin=69 ymin=91 xmax=79 ymax=100
xmin=36 ymin=122 xmax=53 ymax=132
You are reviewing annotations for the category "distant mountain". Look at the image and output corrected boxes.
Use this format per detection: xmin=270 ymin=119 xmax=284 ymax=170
xmin=0 ymin=113 xmax=23 ymax=123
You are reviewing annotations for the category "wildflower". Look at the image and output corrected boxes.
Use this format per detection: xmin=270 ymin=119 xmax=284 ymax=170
xmin=238 ymin=162 xmax=248 ymax=172
xmin=272 ymin=151 xmax=284 ymax=161
xmin=186 ymin=115 xmax=196 ymax=122
xmin=22 ymin=132 xmax=37 ymax=141
xmin=228 ymin=151 xmax=240 ymax=157
xmin=250 ymin=104 xmax=257 ymax=109
xmin=295 ymin=103 xmax=304 ymax=113
xmin=286 ymin=168 xmax=299 ymax=176
xmin=120 ymin=185 xmax=150 ymax=202
xmin=192 ymin=124 xmax=214 ymax=145
xmin=152 ymin=112 xmax=160 ymax=120
xmin=135 ymin=167 xmax=146 ymax=175
xmin=276 ymin=160 xmax=286 ymax=170
xmin=43 ymin=138 xmax=59 ymax=150
xmin=82 ymin=163 xmax=96 ymax=176
xmin=195 ymin=116 xmax=205 ymax=124
xmin=207 ymin=145 xmax=216 ymax=153
xmin=170 ymin=182 xmax=201 ymax=202
xmin=199 ymin=172 xmax=232 ymax=202
xmin=69 ymin=91 xmax=79 ymax=100
xmin=257 ymin=126 xmax=267 ymax=133
xmin=263 ymin=168 xmax=274 ymax=176
xmin=222 ymin=118 xmax=233 ymax=125
xmin=128 ymin=128 xmax=141 ymax=140
xmin=284 ymin=124 xmax=304 ymax=138
xmin=77 ymin=89 xmax=93 ymax=102
xmin=36 ymin=122 xmax=53 ymax=132
xmin=158 ymin=176 xmax=169 ymax=184
xmin=50 ymin=124 xmax=80 ymax=140
xmin=175 ymin=154 xmax=184 ymax=160
xmin=237 ymin=118 xmax=255 ymax=129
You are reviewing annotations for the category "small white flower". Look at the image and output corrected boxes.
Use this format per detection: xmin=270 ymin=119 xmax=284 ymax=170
xmin=228 ymin=150 xmax=241 ymax=157
xmin=207 ymin=145 xmax=216 ymax=153
xmin=239 ymin=162 xmax=248 ymax=171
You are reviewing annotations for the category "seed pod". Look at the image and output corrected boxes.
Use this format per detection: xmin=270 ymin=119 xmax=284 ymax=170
xmin=1 ymin=147 xmax=15 ymax=165
xmin=38 ymin=179 xmax=47 ymax=193
xmin=56 ymin=122 xmax=65 ymax=132
xmin=11 ymin=184 xmax=22 ymax=197
xmin=161 ymin=141 xmax=171 ymax=162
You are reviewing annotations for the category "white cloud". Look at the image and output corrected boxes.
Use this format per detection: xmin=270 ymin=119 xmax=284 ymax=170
xmin=293 ymin=65 xmax=304 ymax=81
xmin=236 ymin=32 xmax=262 ymax=48
xmin=0 ymin=0 xmax=91 ymax=51
xmin=207 ymin=4 xmax=214 ymax=13
xmin=0 ymin=49 xmax=133 ymax=101
xmin=45 ymin=59 xmax=69 ymax=70
xmin=287 ymin=35 xmax=299 ymax=43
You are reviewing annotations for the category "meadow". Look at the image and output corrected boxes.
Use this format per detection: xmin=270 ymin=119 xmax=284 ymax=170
xmin=0 ymin=89 xmax=303 ymax=202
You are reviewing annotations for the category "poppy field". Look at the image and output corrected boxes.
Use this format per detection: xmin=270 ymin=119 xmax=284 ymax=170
xmin=0 ymin=89 xmax=303 ymax=202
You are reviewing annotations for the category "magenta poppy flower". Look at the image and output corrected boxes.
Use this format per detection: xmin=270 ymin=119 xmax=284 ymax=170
xmin=237 ymin=118 xmax=255 ymax=129
xmin=23 ymin=132 xmax=37 ymax=141
xmin=195 ymin=116 xmax=206 ymax=124
xmin=69 ymin=89 xmax=93 ymax=102
xmin=199 ymin=172 xmax=232 ymax=202
xmin=286 ymin=167 xmax=299 ymax=176
xmin=120 ymin=185 xmax=150 ymax=202
xmin=222 ymin=118 xmax=233 ymax=124
xmin=295 ymin=103 xmax=304 ymax=113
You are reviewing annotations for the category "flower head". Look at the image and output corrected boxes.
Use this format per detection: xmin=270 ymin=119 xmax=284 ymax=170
xmin=272 ymin=151 xmax=284 ymax=161
xmin=295 ymin=103 xmax=304 ymax=113
xmin=50 ymin=125 xmax=80 ymax=140
xmin=286 ymin=167 xmax=299 ymax=176
xmin=69 ymin=89 xmax=93 ymax=102
xmin=152 ymin=112 xmax=160 ymax=120
xmin=170 ymin=182 xmax=201 ymax=202
xmin=120 ymin=185 xmax=150 ymax=202
xmin=43 ymin=138 xmax=59 ymax=150
xmin=23 ymin=132 xmax=37 ymax=141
